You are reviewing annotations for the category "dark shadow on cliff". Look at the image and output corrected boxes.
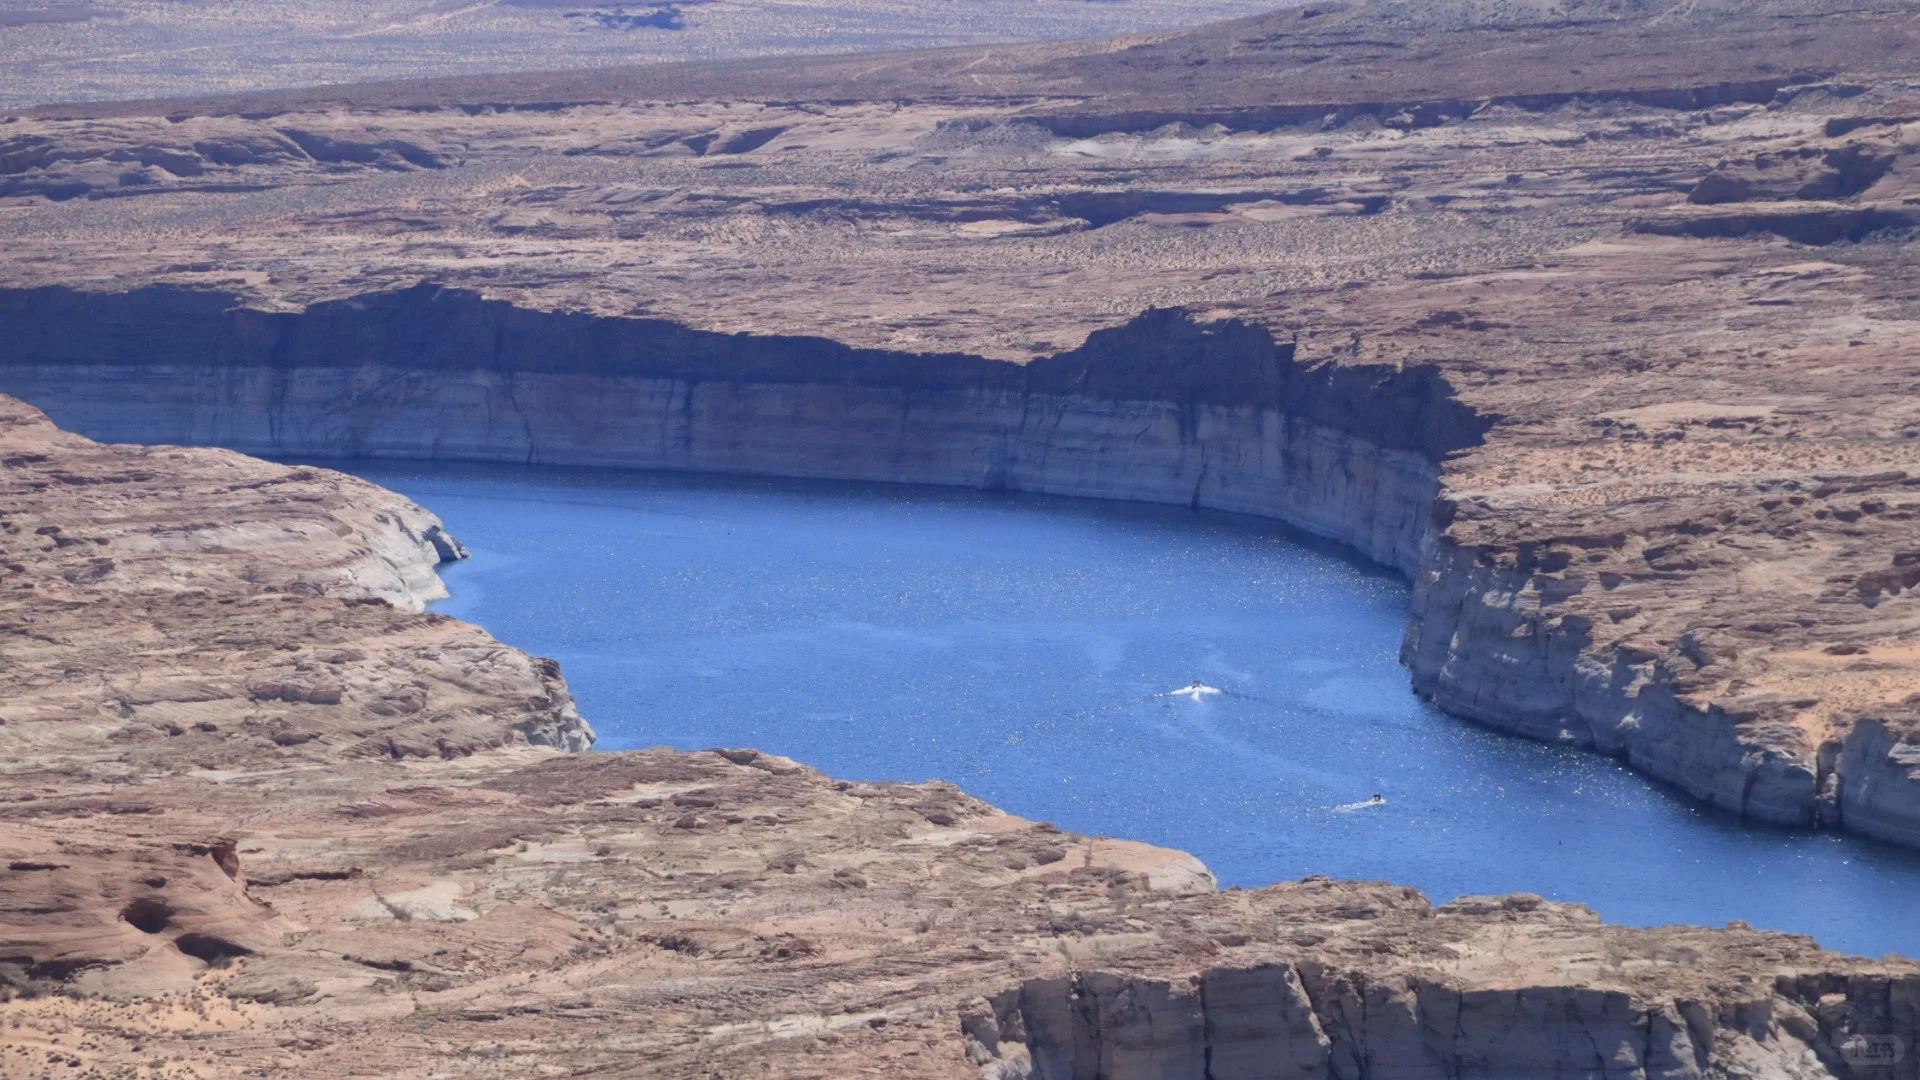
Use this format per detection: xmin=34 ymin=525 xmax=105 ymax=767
xmin=0 ymin=282 xmax=1494 ymax=466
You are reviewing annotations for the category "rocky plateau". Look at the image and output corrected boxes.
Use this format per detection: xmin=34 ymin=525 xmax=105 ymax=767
xmin=4 ymin=0 xmax=1920 ymax=1076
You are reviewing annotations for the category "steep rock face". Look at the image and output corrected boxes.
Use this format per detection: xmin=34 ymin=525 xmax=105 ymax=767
xmin=1836 ymin=717 xmax=1920 ymax=848
xmin=0 ymin=285 xmax=1483 ymax=575
xmin=1401 ymin=534 xmax=1824 ymax=828
xmin=978 ymin=955 xmax=1920 ymax=1080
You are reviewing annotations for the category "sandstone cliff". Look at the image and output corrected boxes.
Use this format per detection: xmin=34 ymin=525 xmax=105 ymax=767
xmin=7 ymin=0 xmax=1920 ymax=1069
xmin=0 ymin=284 xmax=1480 ymax=572
xmin=0 ymin=393 xmax=595 ymax=770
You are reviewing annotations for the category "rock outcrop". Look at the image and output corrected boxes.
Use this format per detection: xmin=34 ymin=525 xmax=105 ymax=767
xmin=0 ymin=394 xmax=594 ymax=768
xmin=976 ymin=919 xmax=1920 ymax=1080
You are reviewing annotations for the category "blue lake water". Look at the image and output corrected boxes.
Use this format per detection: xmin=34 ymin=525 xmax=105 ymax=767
xmin=349 ymin=461 xmax=1920 ymax=958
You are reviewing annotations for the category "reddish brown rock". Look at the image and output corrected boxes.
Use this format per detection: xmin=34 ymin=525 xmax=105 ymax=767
xmin=4 ymin=0 xmax=1920 ymax=1075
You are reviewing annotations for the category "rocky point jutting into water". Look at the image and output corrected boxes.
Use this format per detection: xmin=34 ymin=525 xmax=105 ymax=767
xmin=4 ymin=0 xmax=1920 ymax=1075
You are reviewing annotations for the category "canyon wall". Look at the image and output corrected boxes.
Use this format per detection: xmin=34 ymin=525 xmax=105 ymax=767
xmin=0 ymin=284 xmax=1482 ymax=576
xmin=970 ymin=957 xmax=1920 ymax=1080
xmin=1401 ymin=537 xmax=1829 ymax=831
xmin=3 ymin=283 xmax=1910 ymax=848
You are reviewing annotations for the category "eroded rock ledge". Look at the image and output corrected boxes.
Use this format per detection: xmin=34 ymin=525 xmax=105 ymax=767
xmin=3 ymin=282 xmax=1918 ymax=851
xmin=3 ymin=393 xmax=1919 ymax=1079
xmin=0 ymin=395 xmax=593 ymax=765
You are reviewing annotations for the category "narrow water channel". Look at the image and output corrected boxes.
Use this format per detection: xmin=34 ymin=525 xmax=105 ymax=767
xmin=351 ymin=461 xmax=1920 ymax=959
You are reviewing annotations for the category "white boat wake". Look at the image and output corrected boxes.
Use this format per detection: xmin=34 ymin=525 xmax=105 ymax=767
xmin=1161 ymin=681 xmax=1224 ymax=701
xmin=1333 ymin=795 xmax=1388 ymax=812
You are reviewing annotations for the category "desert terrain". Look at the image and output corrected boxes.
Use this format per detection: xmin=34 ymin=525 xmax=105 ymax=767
xmin=0 ymin=0 xmax=1284 ymax=108
xmin=4 ymin=0 xmax=1920 ymax=1076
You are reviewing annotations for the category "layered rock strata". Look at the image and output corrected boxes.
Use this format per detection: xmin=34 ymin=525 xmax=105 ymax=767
xmin=976 ymin=908 xmax=1920 ymax=1080
xmin=0 ymin=286 xmax=1480 ymax=574
xmin=4 ymin=394 xmax=1919 ymax=1080
xmin=3 ymin=275 xmax=1918 ymax=851
xmin=0 ymin=396 xmax=594 ymax=768
xmin=5 ymin=0 xmax=1920 ymax=1068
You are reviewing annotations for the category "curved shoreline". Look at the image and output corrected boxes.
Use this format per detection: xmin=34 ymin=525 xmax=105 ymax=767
xmin=5 ymin=282 xmax=1915 ymax=852
xmin=2 ymin=294 xmax=1917 ymax=1079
